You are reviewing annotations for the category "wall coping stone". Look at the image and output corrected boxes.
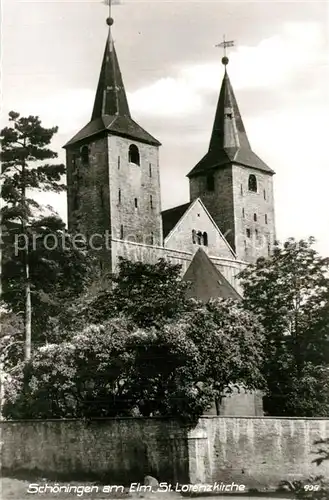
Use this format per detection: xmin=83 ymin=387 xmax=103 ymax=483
xmin=2 ymin=416 xmax=329 ymax=424
xmin=112 ymin=238 xmax=247 ymax=265
xmin=199 ymin=416 xmax=329 ymax=420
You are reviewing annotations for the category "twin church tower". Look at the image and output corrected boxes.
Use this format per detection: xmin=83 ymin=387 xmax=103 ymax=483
xmin=64 ymin=13 xmax=276 ymax=296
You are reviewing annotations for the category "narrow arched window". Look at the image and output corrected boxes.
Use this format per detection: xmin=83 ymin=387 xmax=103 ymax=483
xmin=242 ymin=208 xmax=245 ymax=218
xmin=150 ymin=232 xmax=154 ymax=245
xmin=265 ymin=214 xmax=268 ymax=224
xmin=197 ymin=231 xmax=202 ymax=245
xmin=254 ymin=213 xmax=257 ymax=221
xmin=246 ymin=228 xmax=251 ymax=238
xmin=206 ymin=174 xmax=215 ymax=191
xmin=192 ymin=229 xmax=196 ymax=244
xmin=81 ymin=146 xmax=89 ymax=166
xmin=129 ymin=144 xmax=140 ymax=165
xmin=203 ymin=232 xmax=208 ymax=246
xmin=120 ymin=225 xmax=124 ymax=239
xmin=150 ymin=195 xmax=153 ymax=209
xmin=248 ymin=174 xmax=257 ymax=192
xmin=118 ymin=189 xmax=121 ymax=204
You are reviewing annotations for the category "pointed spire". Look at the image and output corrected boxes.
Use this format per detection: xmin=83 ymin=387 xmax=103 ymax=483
xmin=91 ymin=12 xmax=131 ymax=120
xmin=64 ymin=3 xmax=161 ymax=148
xmin=209 ymin=62 xmax=251 ymax=152
xmin=187 ymin=54 xmax=273 ymax=177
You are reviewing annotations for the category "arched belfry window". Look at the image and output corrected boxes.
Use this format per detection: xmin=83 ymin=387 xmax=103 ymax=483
xmin=129 ymin=144 xmax=140 ymax=166
xmin=248 ymin=174 xmax=257 ymax=192
xmin=203 ymin=232 xmax=208 ymax=246
xmin=192 ymin=230 xmax=196 ymax=244
xmin=197 ymin=231 xmax=202 ymax=245
xmin=81 ymin=145 xmax=89 ymax=166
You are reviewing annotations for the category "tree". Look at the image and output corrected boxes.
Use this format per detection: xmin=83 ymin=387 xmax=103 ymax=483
xmin=185 ymin=298 xmax=266 ymax=413
xmin=1 ymin=111 xmax=65 ymax=359
xmin=2 ymin=215 xmax=93 ymax=350
xmin=3 ymin=319 xmax=135 ymax=420
xmin=1 ymin=112 xmax=94 ymax=355
xmin=3 ymin=317 xmax=212 ymax=426
xmin=64 ymin=257 xmax=194 ymax=331
xmin=0 ymin=309 xmax=23 ymax=340
xmin=239 ymin=237 xmax=329 ymax=416
xmin=3 ymin=296 xmax=265 ymax=425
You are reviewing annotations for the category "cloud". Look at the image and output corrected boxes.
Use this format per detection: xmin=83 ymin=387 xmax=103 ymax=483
xmin=2 ymin=22 xmax=323 ymax=133
xmin=128 ymin=77 xmax=203 ymax=117
xmin=128 ymin=22 xmax=324 ymax=118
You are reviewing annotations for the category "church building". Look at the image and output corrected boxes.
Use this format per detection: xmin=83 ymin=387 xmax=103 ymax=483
xmin=63 ymin=14 xmax=276 ymax=414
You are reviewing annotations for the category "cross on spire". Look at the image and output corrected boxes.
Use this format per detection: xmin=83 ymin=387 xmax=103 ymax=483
xmin=215 ymin=35 xmax=235 ymax=66
xmin=104 ymin=0 xmax=114 ymax=50
xmin=103 ymin=0 xmax=112 ymax=17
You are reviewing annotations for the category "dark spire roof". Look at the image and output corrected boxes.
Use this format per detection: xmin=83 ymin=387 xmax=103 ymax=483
xmin=183 ymin=248 xmax=241 ymax=302
xmin=91 ymin=38 xmax=131 ymax=119
xmin=64 ymin=22 xmax=160 ymax=148
xmin=162 ymin=202 xmax=191 ymax=239
xmin=187 ymin=67 xmax=274 ymax=177
xmin=210 ymin=68 xmax=250 ymax=152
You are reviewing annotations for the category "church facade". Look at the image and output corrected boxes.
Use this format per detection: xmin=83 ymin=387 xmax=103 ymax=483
xmin=64 ymin=16 xmax=276 ymax=301
xmin=63 ymin=16 xmax=277 ymax=416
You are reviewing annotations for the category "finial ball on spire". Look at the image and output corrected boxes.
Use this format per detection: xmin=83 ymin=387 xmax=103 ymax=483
xmin=106 ymin=17 xmax=114 ymax=26
xmin=222 ymin=56 xmax=229 ymax=66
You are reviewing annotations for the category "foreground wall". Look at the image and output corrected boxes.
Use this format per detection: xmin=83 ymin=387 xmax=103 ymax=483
xmin=0 ymin=418 xmax=189 ymax=484
xmin=190 ymin=417 xmax=329 ymax=489
xmin=1 ymin=417 xmax=328 ymax=488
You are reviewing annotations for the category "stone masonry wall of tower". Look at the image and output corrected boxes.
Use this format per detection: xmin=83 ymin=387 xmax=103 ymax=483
xmin=107 ymin=135 xmax=162 ymax=247
xmin=233 ymin=165 xmax=276 ymax=263
xmin=66 ymin=137 xmax=112 ymax=267
xmin=189 ymin=167 xmax=236 ymax=252
xmin=66 ymin=137 xmax=110 ymax=237
xmin=66 ymin=134 xmax=163 ymax=262
xmin=189 ymin=166 xmax=276 ymax=264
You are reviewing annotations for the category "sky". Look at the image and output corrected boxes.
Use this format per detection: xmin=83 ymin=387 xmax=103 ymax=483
xmin=2 ymin=0 xmax=329 ymax=255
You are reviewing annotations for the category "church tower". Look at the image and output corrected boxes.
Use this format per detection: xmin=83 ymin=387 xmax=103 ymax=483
xmin=64 ymin=13 xmax=162 ymax=266
xmin=187 ymin=54 xmax=276 ymax=263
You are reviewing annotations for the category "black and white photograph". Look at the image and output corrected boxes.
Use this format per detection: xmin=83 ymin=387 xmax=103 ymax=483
xmin=0 ymin=0 xmax=329 ymax=498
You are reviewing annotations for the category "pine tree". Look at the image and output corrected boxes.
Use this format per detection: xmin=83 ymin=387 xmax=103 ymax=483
xmin=1 ymin=111 xmax=65 ymax=359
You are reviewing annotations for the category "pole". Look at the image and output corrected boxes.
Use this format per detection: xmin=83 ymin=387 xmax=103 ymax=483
xmin=25 ymin=256 xmax=31 ymax=361
xmin=0 ymin=357 xmax=3 ymax=420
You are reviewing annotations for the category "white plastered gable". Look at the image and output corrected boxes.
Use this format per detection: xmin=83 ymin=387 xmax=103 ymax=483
xmin=164 ymin=198 xmax=236 ymax=260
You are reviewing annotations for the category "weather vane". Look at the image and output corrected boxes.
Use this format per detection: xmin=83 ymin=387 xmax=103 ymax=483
xmin=215 ymin=35 xmax=235 ymax=66
xmin=104 ymin=0 xmax=114 ymax=26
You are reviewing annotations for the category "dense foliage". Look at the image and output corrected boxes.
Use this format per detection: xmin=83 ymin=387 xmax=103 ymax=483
xmin=239 ymin=237 xmax=329 ymax=416
xmin=3 ymin=260 xmax=265 ymax=424
xmin=84 ymin=257 xmax=193 ymax=327
xmin=2 ymin=216 xmax=92 ymax=345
